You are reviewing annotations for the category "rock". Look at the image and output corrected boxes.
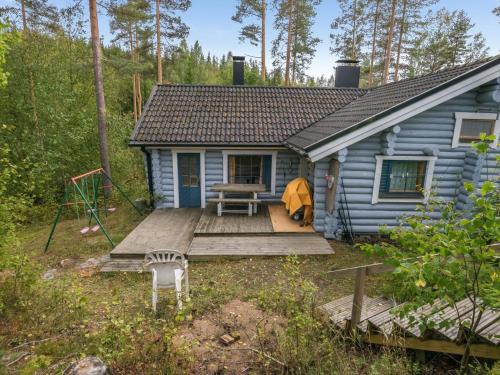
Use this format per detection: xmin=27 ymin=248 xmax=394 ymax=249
xmin=78 ymin=258 xmax=99 ymax=269
xmin=42 ymin=269 xmax=57 ymax=280
xmin=64 ymin=357 xmax=109 ymax=375
xmin=60 ymin=258 xmax=76 ymax=268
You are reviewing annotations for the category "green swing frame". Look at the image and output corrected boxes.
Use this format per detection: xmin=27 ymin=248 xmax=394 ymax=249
xmin=44 ymin=168 xmax=143 ymax=252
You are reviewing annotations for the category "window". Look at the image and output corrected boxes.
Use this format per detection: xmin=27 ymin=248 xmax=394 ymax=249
xmin=222 ymin=151 xmax=277 ymax=194
xmin=452 ymin=112 xmax=499 ymax=148
xmin=372 ymin=156 xmax=437 ymax=204
xmin=228 ymin=155 xmax=262 ymax=184
xmin=228 ymin=155 xmax=272 ymax=190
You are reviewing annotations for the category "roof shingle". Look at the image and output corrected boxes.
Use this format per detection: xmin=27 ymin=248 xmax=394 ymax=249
xmin=130 ymin=85 xmax=366 ymax=146
xmin=286 ymin=57 xmax=500 ymax=151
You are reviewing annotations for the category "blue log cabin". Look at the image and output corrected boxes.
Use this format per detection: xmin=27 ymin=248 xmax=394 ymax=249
xmin=129 ymin=56 xmax=500 ymax=239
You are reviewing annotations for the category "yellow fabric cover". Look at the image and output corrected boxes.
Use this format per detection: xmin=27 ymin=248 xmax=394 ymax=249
xmin=281 ymin=177 xmax=313 ymax=225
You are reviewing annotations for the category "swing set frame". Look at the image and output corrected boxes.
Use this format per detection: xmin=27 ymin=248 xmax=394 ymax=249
xmin=44 ymin=168 xmax=143 ymax=252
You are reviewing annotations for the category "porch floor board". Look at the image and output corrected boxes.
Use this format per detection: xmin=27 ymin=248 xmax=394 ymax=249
xmin=188 ymin=234 xmax=334 ymax=259
xmin=194 ymin=204 xmax=273 ymax=235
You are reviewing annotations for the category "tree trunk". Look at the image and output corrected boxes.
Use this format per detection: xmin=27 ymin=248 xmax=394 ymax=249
xmin=155 ymin=0 xmax=162 ymax=83
xmin=132 ymin=74 xmax=137 ymax=122
xmin=394 ymin=0 xmax=407 ymax=81
xmin=284 ymin=0 xmax=293 ymax=86
xmin=89 ymin=0 xmax=112 ymax=195
xmin=351 ymin=0 xmax=357 ymax=60
xmin=368 ymin=0 xmax=381 ymax=87
xmin=21 ymin=0 xmax=41 ymax=143
xmin=135 ymin=26 xmax=142 ymax=116
xmin=261 ymin=0 xmax=266 ymax=81
xmin=382 ymin=0 xmax=398 ymax=84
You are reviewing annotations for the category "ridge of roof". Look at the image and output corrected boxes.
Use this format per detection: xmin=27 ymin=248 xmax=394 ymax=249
xmin=154 ymin=83 xmax=369 ymax=91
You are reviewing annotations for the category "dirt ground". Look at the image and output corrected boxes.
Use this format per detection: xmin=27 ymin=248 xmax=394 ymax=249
xmin=173 ymin=299 xmax=286 ymax=374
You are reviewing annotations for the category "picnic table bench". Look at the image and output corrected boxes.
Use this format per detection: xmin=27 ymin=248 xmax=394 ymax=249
xmin=209 ymin=183 xmax=266 ymax=216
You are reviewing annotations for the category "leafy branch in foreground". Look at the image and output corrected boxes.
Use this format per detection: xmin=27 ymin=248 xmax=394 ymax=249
xmin=360 ymin=133 xmax=499 ymax=373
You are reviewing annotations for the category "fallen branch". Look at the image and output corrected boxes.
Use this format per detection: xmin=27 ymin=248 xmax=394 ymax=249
xmin=7 ymin=352 xmax=30 ymax=367
xmin=10 ymin=334 xmax=64 ymax=351
xmin=222 ymin=347 xmax=285 ymax=367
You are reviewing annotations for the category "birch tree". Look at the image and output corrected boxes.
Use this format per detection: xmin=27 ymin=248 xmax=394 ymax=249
xmin=232 ymin=0 xmax=267 ymax=81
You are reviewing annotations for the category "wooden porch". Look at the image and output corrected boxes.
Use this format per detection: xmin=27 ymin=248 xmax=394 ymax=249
xmin=104 ymin=204 xmax=333 ymax=271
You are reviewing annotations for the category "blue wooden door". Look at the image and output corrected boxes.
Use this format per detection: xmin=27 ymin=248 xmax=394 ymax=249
xmin=178 ymin=153 xmax=201 ymax=208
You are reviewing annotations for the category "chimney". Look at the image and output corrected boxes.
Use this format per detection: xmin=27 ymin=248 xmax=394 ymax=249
xmin=233 ymin=56 xmax=245 ymax=85
xmin=334 ymin=59 xmax=360 ymax=88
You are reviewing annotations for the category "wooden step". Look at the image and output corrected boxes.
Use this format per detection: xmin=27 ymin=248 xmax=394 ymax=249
xmin=101 ymin=258 xmax=144 ymax=272
xmin=188 ymin=234 xmax=334 ymax=260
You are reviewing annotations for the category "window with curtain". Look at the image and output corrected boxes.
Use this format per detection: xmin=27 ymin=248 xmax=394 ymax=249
xmin=379 ymin=160 xmax=427 ymax=198
xmin=227 ymin=155 xmax=272 ymax=190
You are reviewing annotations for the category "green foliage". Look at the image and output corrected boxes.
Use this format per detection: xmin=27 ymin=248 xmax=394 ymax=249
xmin=360 ymin=135 xmax=499 ymax=371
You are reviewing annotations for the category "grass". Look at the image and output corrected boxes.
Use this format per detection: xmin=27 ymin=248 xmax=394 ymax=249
xmin=1 ymin=204 xmax=491 ymax=374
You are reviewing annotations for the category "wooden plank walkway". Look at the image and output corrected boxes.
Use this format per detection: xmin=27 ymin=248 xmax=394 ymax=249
xmin=320 ymin=261 xmax=500 ymax=359
xmin=194 ymin=204 xmax=273 ymax=235
xmin=110 ymin=208 xmax=201 ymax=258
xmin=188 ymin=234 xmax=334 ymax=259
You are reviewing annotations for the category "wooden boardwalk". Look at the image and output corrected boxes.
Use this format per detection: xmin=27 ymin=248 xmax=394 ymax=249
xmin=110 ymin=208 xmax=201 ymax=258
xmin=319 ymin=263 xmax=500 ymax=359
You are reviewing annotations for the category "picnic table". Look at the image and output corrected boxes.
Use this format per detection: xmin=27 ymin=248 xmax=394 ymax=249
xmin=209 ymin=183 xmax=266 ymax=216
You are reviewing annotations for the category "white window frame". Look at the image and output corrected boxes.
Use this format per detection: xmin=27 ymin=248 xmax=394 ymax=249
xmin=372 ymin=155 xmax=437 ymax=204
xmin=452 ymin=112 xmax=500 ymax=148
xmin=222 ymin=150 xmax=277 ymax=195
xmin=172 ymin=149 xmax=206 ymax=209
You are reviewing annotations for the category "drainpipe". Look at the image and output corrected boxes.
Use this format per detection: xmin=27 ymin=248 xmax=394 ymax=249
xmin=141 ymin=146 xmax=155 ymax=208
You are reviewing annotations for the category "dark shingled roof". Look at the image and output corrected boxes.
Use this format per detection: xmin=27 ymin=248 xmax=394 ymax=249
xmin=286 ymin=57 xmax=500 ymax=151
xmin=129 ymin=85 xmax=366 ymax=146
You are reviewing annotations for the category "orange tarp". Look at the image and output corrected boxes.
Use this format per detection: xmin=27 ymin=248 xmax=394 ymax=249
xmin=281 ymin=177 xmax=313 ymax=225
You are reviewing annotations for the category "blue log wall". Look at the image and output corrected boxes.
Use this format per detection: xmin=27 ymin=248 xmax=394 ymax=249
xmin=314 ymin=82 xmax=500 ymax=236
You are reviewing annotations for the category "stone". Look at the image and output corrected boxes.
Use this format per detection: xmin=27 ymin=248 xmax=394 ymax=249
xmin=63 ymin=357 xmax=109 ymax=375
xmin=60 ymin=258 xmax=76 ymax=268
xmin=42 ymin=269 xmax=57 ymax=280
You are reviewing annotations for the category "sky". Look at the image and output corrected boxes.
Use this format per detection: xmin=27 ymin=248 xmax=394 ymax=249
xmin=5 ymin=0 xmax=500 ymax=78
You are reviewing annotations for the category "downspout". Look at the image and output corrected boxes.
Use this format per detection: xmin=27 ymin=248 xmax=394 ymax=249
xmin=141 ymin=146 xmax=155 ymax=208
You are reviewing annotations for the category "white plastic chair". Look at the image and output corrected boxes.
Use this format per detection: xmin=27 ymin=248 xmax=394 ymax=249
xmin=143 ymin=250 xmax=190 ymax=311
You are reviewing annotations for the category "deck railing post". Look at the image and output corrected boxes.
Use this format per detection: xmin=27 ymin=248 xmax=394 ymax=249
xmin=348 ymin=267 xmax=367 ymax=333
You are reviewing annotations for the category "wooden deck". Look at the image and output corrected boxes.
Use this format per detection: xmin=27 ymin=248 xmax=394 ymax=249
xmin=110 ymin=208 xmax=201 ymax=258
xmin=103 ymin=206 xmax=334 ymax=270
xmin=194 ymin=204 xmax=273 ymax=235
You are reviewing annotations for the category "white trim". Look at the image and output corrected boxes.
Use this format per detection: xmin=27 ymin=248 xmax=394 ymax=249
xmin=147 ymin=146 xmax=287 ymax=151
xmin=172 ymin=149 xmax=206 ymax=209
xmin=222 ymin=150 xmax=277 ymax=196
xmin=308 ymin=63 xmax=500 ymax=162
xmin=371 ymin=155 xmax=437 ymax=204
xmin=452 ymin=112 xmax=500 ymax=148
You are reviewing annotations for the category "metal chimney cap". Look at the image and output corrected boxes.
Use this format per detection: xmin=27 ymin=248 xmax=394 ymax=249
xmin=336 ymin=59 xmax=360 ymax=64
xmin=233 ymin=56 xmax=245 ymax=61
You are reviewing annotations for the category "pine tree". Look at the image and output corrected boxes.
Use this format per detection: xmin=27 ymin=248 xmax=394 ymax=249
xmin=406 ymin=8 xmax=489 ymax=76
xmin=89 ymin=0 xmax=112 ymax=194
xmin=381 ymin=0 xmax=397 ymax=84
xmin=109 ymin=0 xmax=153 ymax=121
xmin=232 ymin=0 xmax=267 ymax=80
xmin=272 ymin=0 xmax=320 ymax=86
xmin=154 ymin=0 xmax=190 ymax=83
xmin=330 ymin=0 xmax=367 ymax=61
